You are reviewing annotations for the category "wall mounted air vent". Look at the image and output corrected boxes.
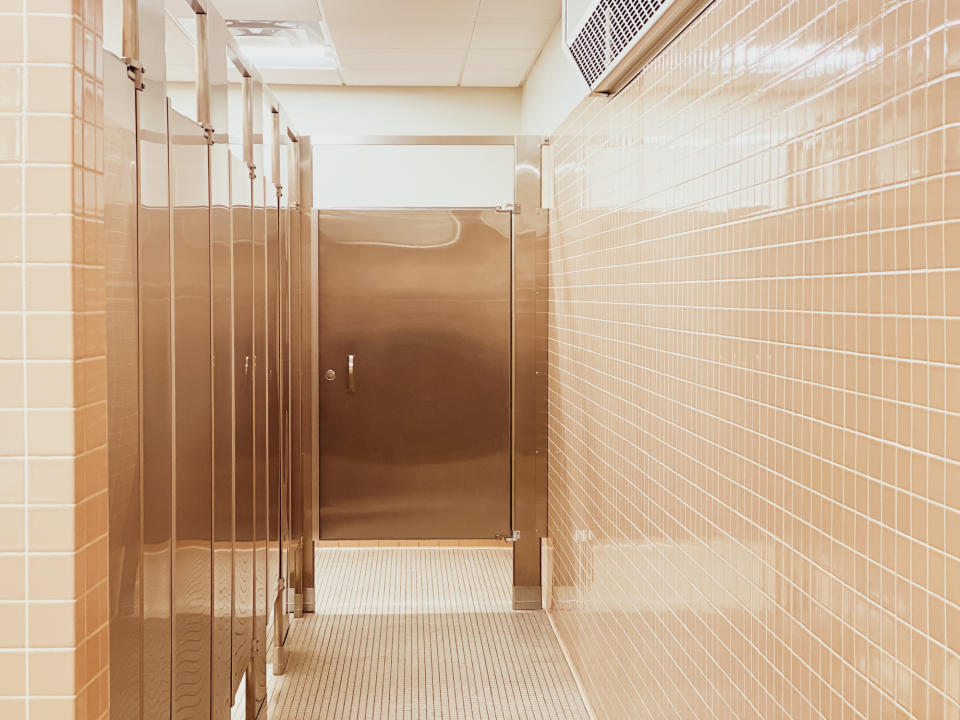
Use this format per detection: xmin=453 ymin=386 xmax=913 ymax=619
xmin=563 ymin=0 xmax=712 ymax=95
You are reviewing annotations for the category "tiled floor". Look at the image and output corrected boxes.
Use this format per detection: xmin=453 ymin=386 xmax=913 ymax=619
xmin=267 ymin=547 xmax=590 ymax=719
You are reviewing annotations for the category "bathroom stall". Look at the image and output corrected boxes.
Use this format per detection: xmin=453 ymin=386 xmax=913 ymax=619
xmin=317 ymin=207 xmax=512 ymax=540
xmin=312 ymin=136 xmax=550 ymax=609
xmin=102 ymin=0 xmax=313 ymax=717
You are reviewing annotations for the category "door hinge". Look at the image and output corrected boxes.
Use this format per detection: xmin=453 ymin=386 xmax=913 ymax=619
xmin=202 ymin=123 xmax=215 ymax=145
xmin=248 ymin=163 xmax=257 ymax=181
xmin=496 ymin=530 xmax=521 ymax=542
xmin=496 ymin=203 xmax=520 ymax=214
xmin=125 ymin=58 xmax=145 ymax=90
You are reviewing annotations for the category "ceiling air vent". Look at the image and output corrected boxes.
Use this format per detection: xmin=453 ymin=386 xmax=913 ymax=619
xmin=563 ymin=0 xmax=712 ymax=95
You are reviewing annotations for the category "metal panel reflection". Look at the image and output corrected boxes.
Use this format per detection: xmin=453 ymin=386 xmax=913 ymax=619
xmin=296 ymin=141 xmax=316 ymax=603
xmin=140 ymin=82 xmax=173 ymax=720
xmin=104 ymin=52 xmax=141 ymax=720
xmin=210 ymin=137 xmax=234 ymax=719
xmin=317 ymin=209 xmax=511 ymax=540
xmin=252 ymin=168 xmax=269 ymax=714
xmin=231 ymin=147 xmax=254 ymax=696
xmin=298 ymin=193 xmax=312 ymax=557
xmin=267 ymin=183 xmax=282 ymax=633
xmin=169 ymin=107 xmax=213 ymax=720
xmin=203 ymin=6 xmax=235 ymax=715
xmin=274 ymin=136 xmax=292 ymax=648
xmin=105 ymin=2 xmax=308 ymax=717
xmin=284 ymin=185 xmax=301 ymax=611
xmin=511 ymin=136 xmax=550 ymax=610
xmin=289 ymin=194 xmax=302 ymax=557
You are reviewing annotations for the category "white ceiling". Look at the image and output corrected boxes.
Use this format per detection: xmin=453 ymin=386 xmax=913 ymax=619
xmin=212 ymin=0 xmax=560 ymax=87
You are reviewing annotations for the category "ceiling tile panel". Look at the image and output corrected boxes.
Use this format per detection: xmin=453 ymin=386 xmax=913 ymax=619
xmin=338 ymin=48 xmax=468 ymax=71
xmin=212 ymin=0 xmax=323 ymax=22
xmin=246 ymin=0 xmax=564 ymax=86
xmin=459 ymin=67 xmax=527 ymax=86
xmin=333 ymin=22 xmax=475 ymax=49
xmin=339 ymin=68 xmax=463 ymax=85
xmin=464 ymin=47 xmax=539 ymax=70
xmin=321 ymin=0 xmax=482 ymax=24
xmin=470 ymin=22 xmax=554 ymax=49
xmin=475 ymin=0 xmax=560 ymax=24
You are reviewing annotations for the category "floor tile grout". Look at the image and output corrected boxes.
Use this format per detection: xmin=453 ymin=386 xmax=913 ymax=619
xmin=266 ymin=547 xmax=590 ymax=720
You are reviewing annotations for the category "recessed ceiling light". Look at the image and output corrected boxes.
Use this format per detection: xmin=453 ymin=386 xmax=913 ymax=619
xmin=226 ymin=20 xmax=340 ymax=71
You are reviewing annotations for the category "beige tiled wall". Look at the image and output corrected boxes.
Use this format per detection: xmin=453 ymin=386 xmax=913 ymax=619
xmin=0 ymin=0 xmax=108 ymax=719
xmin=546 ymin=0 xmax=959 ymax=718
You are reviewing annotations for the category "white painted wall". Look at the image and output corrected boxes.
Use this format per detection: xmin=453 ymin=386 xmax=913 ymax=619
xmin=519 ymin=22 xmax=589 ymax=135
xmin=313 ymin=144 xmax=515 ymax=208
xmin=269 ymin=85 xmax=523 ymax=136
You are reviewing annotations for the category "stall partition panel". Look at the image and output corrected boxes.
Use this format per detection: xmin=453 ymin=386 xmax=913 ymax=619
xmin=231 ymin=149 xmax=255 ymax=696
xmin=169 ymin=107 xmax=213 ymax=720
xmin=298 ymin=198 xmax=312 ymax=560
xmin=210 ymin=137 xmax=235 ymax=719
xmin=289 ymin=202 xmax=303 ymax=583
xmin=104 ymin=53 xmax=141 ymax=720
xmin=267 ymin=188 xmax=282 ymax=626
xmin=276 ymin=181 xmax=291 ymax=640
xmin=252 ymin=169 xmax=269 ymax=708
xmin=271 ymin=128 xmax=296 ymax=640
xmin=297 ymin=194 xmax=315 ymax=596
xmin=140 ymin=88 xmax=174 ymax=720
xmin=317 ymin=209 xmax=512 ymax=540
xmin=282 ymin=197 xmax=299 ymax=609
xmin=103 ymin=18 xmax=308 ymax=720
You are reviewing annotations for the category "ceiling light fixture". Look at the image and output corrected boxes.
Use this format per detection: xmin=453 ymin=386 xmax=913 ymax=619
xmin=226 ymin=20 xmax=340 ymax=71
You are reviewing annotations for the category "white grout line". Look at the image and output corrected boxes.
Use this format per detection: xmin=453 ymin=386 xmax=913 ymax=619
xmin=267 ymin=547 xmax=589 ymax=719
xmin=545 ymin=609 xmax=599 ymax=720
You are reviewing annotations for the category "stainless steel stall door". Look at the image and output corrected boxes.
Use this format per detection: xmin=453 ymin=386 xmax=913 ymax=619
xmin=318 ymin=209 xmax=511 ymax=540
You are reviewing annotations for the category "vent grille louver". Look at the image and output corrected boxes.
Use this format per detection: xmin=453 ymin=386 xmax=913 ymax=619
xmin=565 ymin=0 xmax=708 ymax=93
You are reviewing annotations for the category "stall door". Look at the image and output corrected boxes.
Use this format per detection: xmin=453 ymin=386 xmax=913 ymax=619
xmin=318 ymin=209 xmax=511 ymax=540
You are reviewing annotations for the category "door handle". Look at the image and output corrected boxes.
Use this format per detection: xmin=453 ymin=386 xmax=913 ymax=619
xmin=347 ymin=354 xmax=356 ymax=393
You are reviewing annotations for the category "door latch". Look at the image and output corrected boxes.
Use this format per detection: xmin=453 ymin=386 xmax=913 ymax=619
xmin=495 ymin=530 xmax=520 ymax=542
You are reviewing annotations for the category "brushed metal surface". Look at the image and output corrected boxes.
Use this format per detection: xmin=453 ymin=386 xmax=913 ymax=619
xmin=271 ymin=114 xmax=293 ymax=656
xmin=251 ymin=89 xmax=269 ymax=706
xmin=231 ymin=146 xmax=255 ymax=697
xmin=511 ymin=137 xmax=549 ymax=608
xmin=288 ymin=192 xmax=305 ymax=607
xmin=280 ymin=186 xmax=295 ymax=612
xmin=317 ymin=209 xmax=511 ymax=540
xmin=267 ymin=185 xmax=281 ymax=627
xmin=197 ymin=8 xmax=235 ymax=715
xmin=298 ymin=194 xmax=312 ymax=554
xmin=169 ymin=106 xmax=213 ymax=720
xmin=104 ymin=52 xmax=142 ymax=720
xmin=105 ymin=3 xmax=309 ymax=717
xmin=140 ymin=66 xmax=173 ymax=720
xmin=297 ymin=142 xmax=317 ymax=599
xmin=274 ymin=131 xmax=291 ymax=643
xmin=210 ymin=137 xmax=235 ymax=720
xmin=289 ymin=191 xmax=304 ymax=592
